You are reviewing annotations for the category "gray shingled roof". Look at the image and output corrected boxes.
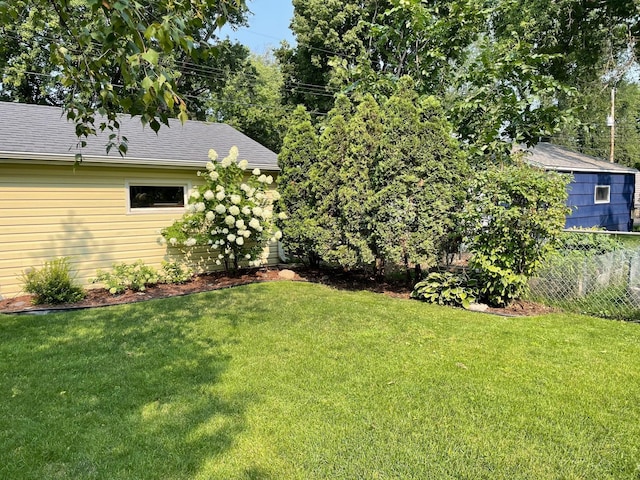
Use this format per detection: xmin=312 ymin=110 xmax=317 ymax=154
xmin=0 ymin=101 xmax=278 ymax=170
xmin=524 ymin=142 xmax=637 ymax=174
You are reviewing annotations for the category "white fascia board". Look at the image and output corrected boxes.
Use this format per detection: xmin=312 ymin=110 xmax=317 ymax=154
xmin=0 ymin=151 xmax=279 ymax=171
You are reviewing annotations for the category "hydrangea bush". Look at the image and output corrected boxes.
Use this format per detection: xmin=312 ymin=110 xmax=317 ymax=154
xmin=161 ymin=147 xmax=284 ymax=271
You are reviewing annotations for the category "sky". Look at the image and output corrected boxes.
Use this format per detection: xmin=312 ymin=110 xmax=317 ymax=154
xmin=218 ymin=0 xmax=296 ymax=54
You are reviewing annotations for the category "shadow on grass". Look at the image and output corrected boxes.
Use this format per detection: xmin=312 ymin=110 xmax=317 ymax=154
xmin=0 ymin=291 xmax=272 ymax=479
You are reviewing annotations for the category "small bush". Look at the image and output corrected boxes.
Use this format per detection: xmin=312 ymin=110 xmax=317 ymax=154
xmin=558 ymin=228 xmax=622 ymax=254
xmin=411 ymin=271 xmax=477 ymax=309
xmin=94 ymin=260 xmax=160 ymax=294
xmin=21 ymin=257 xmax=85 ymax=305
xmin=160 ymin=260 xmax=193 ymax=284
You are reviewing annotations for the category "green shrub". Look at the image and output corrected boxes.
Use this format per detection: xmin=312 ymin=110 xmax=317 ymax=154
xmin=21 ymin=257 xmax=85 ymax=305
xmin=471 ymin=254 xmax=529 ymax=307
xmin=411 ymin=271 xmax=477 ymax=309
xmin=160 ymin=260 xmax=193 ymax=284
xmin=462 ymin=162 xmax=570 ymax=306
xmin=94 ymin=260 xmax=160 ymax=294
xmin=558 ymin=228 xmax=622 ymax=254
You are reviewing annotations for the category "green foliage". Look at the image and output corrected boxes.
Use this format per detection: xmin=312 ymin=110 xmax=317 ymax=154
xmin=281 ymin=0 xmax=637 ymax=163
xmin=20 ymin=257 xmax=85 ymax=305
xmin=372 ymin=78 xmax=468 ymax=275
xmin=208 ymin=53 xmax=289 ymax=152
xmin=0 ymin=0 xmax=248 ymax=153
xmin=160 ymin=261 xmax=193 ymax=284
xmin=276 ymin=105 xmax=321 ymax=266
xmin=161 ymin=147 xmax=281 ymax=271
xmin=558 ymin=228 xmax=623 ymax=255
xmin=411 ymin=271 xmax=477 ymax=309
xmin=553 ymin=82 xmax=640 ymax=170
xmin=277 ymin=78 xmax=468 ymax=276
xmin=93 ymin=260 xmax=160 ymax=294
xmin=463 ymin=161 xmax=570 ymax=306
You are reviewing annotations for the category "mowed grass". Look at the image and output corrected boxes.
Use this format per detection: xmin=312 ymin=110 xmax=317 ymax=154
xmin=1 ymin=282 xmax=640 ymax=479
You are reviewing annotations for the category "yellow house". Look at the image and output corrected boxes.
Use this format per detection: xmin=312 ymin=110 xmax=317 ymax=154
xmin=0 ymin=102 xmax=280 ymax=299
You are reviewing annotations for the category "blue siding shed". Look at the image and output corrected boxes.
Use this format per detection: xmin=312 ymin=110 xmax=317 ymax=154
xmin=525 ymin=143 xmax=638 ymax=232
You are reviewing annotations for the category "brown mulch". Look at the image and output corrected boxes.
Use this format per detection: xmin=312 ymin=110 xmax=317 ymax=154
xmin=0 ymin=266 xmax=556 ymax=316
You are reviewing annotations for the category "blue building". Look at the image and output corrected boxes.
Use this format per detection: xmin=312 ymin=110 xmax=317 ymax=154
xmin=525 ymin=143 xmax=638 ymax=232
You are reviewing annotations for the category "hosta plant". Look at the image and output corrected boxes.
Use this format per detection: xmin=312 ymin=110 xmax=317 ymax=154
xmin=411 ymin=271 xmax=477 ymax=309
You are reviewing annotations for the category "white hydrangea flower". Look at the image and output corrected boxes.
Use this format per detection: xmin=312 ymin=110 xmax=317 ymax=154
xmin=258 ymin=174 xmax=267 ymax=183
xmin=195 ymin=202 xmax=206 ymax=212
xmin=205 ymin=211 xmax=215 ymax=221
xmin=229 ymin=205 xmax=240 ymax=216
xmin=221 ymin=156 xmax=233 ymax=168
xmin=218 ymin=254 xmax=224 ymax=259
xmin=229 ymin=146 xmax=239 ymax=160
xmin=206 ymin=161 xmax=215 ymax=171
xmin=222 ymin=228 xmax=229 ymax=234
xmin=230 ymin=194 xmax=242 ymax=205
xmin=216 ymin=191 xmax=225 ymax=201
xmin=274 ymin=230 xmax=283 ymax=240
xmin=252 ymin=168 xmax=261 ymax=176
xmin=266 ymin=175 xmax=273 ymax=185
xmin=229 ymin=252 xmax=235 ymax=259
xmin=249 ymin=218 xmax=261 ymax=230
xmin=190 ymin=190 xmax=200 ymax=199
xmin=236 ymin=236 xmax=244 ymax=246
xmin=185 ymin=237 xmax=197 ymax=247
xmin=208 ymin=149 xmax=218 ymax=161
xmin=272 ymin=190 xmax=281 ymax=200
xmin=204 ymin=190 xmax=214 ymax=200
xmin=210 ymin=171 xmax=219 ymax=181
xmin=227 ymin=233 xmax=236 ymax=242
xmin=242 ymin=230 xmax=251 ymax=238
xmin=235 ymin=219 xmax=245 ymax=229
xmin=242 ymin=206 xmax=251 ymax=215
xmin=262 ymin=208 xmax=273 ymax=219
xmin=240 ymin=183 xmax=250 ymax=192
xmin=187 ymin=204 xmax=196 ymax=213
xmin=215 ymin=204 xmax=226 ymax=214
xmin=216 ymin=185 xmax=225 ymax=192
xmin=255 ymin=192 xmax=265 ymax=200
xmin=238 ymin=159 xmax=249 ymax=170
xmin=169 ymin=237 xmax=178 ymax=246
xmin=278 ymin=211 xmax=288 ymax=220
xmin=252 ymin=206 xmax=263 ymax=217
xmin=245 ymin=254 xmax=251 ymax=260
xmin=225 ymin=215 xmax=236 ymax=226
xmin=215 ymin=259 xmax=221 ymax=265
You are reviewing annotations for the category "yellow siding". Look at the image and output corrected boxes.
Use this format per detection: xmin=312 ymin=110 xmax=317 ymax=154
xmin=0 ymin=162 xmax=280 ymax=299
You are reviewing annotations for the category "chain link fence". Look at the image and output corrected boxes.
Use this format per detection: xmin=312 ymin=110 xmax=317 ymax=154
xmin=527 ymin=230 xmax=640 ymax=320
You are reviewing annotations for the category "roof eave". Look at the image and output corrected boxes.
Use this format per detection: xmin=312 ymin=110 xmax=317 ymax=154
xmin=0 ymin=151 xmax=280 ymax=171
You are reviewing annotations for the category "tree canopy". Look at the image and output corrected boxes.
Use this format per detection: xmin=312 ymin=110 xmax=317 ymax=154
xmin=277 ymin=0 xmax=639 ymax=161
xmin=0 ymin=0 xmax=248 ymax=153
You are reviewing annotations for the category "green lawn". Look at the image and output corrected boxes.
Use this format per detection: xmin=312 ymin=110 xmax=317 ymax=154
xmin=1 ymin=282 xmax=640 ymax=479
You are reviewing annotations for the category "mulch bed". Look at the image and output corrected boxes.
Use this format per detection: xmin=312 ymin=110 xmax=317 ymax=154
xmin=0 ymin=266 xmax=556 ymax=316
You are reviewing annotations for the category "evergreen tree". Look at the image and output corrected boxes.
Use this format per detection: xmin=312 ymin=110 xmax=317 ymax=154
xmin=276 ymin=106 xmax=321 ymax=266
xmin=373 ymin=77 xmax=468 ymax=278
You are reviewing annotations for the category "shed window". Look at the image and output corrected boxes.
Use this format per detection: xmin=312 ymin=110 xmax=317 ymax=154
xmin=594 ymin=185 xmax=610 ymax=204
xmin=127 ymin=184 xmax=187 ymax=212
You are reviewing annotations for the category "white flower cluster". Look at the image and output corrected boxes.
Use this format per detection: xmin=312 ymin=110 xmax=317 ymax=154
xmin=162 ymin=146 xmax=284 ymax=270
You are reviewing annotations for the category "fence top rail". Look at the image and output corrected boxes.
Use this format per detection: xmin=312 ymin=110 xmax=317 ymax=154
xmin=563 ymin=229 xmax=640 ymax=237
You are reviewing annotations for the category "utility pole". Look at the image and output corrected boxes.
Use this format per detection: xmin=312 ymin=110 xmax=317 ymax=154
xmin=608 ymin=87 xmax=615 ymax=163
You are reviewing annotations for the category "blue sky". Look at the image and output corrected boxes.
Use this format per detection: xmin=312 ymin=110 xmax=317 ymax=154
xmin=219 ymin=0 xmax=295 ymax=54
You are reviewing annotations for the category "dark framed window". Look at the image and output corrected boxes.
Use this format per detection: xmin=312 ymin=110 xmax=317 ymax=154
xmin=594 ymin=185 xmax=610 ymax=204
xmin=128 ymin=184 xmax=187 ymax=211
